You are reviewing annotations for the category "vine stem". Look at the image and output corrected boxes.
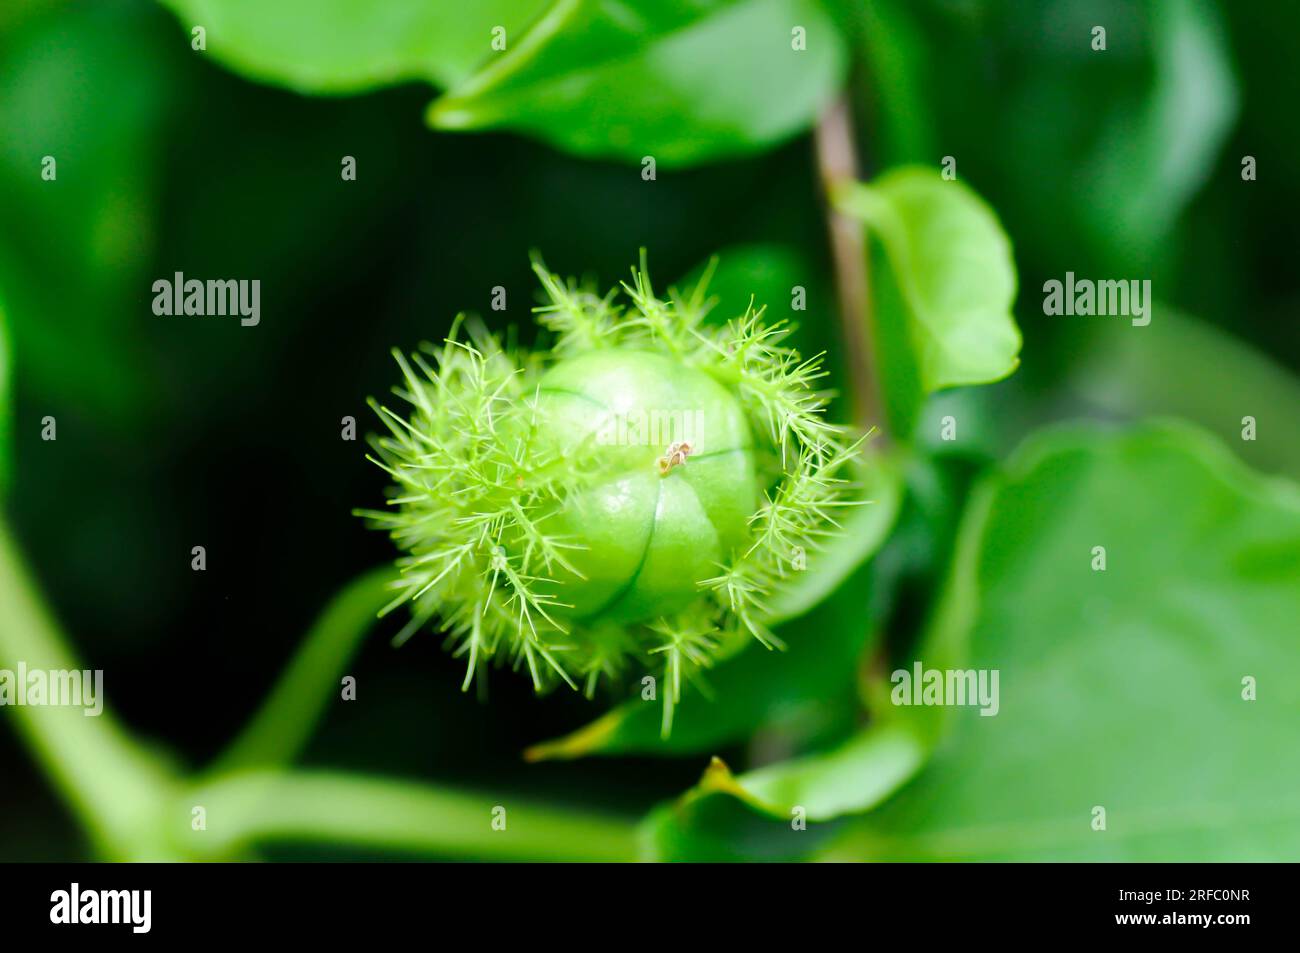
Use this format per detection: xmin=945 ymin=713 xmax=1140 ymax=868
xmin=815 ymin=94 xmax=888 ymax=444
xmin=179 ymin=769 xmax=643 ymax=862
xmin=0 ymin=516 xmax=181 ymax=859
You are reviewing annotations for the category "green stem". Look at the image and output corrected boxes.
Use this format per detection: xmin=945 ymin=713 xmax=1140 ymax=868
xmin=209 ymin=565 xmax=400 ymax=775
xmin=0 ymin=516 xmax=179 ymax=859
xmin=178 ymin=769 xmax=643 ymax=862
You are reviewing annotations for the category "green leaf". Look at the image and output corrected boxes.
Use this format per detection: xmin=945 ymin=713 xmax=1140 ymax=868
xmin=159 ymin=0 xmax=550 ymax=92
xmin=428 ymin=0 xmax=849 ymax=166
xmin=526 ymin=458 xmax=901 ymax=760
xmin=835 ymin=167 xmax=1021 ymax=440
xmin=642 ymin=722 xmax=926 ymax=860
xmin=679 ymin=243 xmax=814 ymax=330
xmin=678 ymin=243 xmax=850 ymax=382
xmin=828 ymin=421 xmax=1300 ymax=861
xmin=160 ymin=0 xmax=847 ymax=166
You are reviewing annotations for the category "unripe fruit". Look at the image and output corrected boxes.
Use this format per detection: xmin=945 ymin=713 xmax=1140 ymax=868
xmin=535 ymin=350 xmax=758 ymax=622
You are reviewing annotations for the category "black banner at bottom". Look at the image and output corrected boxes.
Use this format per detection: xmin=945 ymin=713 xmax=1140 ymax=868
xmin=0 ymin=861 xmax=1276 ymax=939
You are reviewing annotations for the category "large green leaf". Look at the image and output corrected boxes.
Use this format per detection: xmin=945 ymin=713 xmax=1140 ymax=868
xmin=161 ymin=0 xmax=550 ymax=92
xmin=835 ymin=168 xmax=1021 ymax=440
xmin=826 ymin=422 xmax=1300 ymax=861
xmin=428 ymin=0 xmax=848 ymax=165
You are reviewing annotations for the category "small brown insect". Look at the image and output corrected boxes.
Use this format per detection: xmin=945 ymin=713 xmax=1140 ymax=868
xmin=657 ymin=440 xmax=694 ymax=476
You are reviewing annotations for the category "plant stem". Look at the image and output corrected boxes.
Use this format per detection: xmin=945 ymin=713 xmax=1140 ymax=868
xmin=815 ymin=94 xmax=888 ymax=444
xmin=0 ymin=516 xmax=180 ymax=859
xmin=178 ymin=769 xmax=644 ymax=862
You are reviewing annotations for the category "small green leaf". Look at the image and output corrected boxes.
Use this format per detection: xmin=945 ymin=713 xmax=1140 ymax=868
xmin=428 ymin=0 xmax=848 ymax=166
xmin=829 ymin=421 xmax=1300 ymax=861
xmin=160 ymin=0 xmax=550 ymax=92
xmin=642 ymin=722 xmax=926 ymax=860
xmin=835 ymin=167 xmax=1021 ymax=439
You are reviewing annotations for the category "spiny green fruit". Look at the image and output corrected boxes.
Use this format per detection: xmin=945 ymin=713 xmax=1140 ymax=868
xmin=358 ymin=254 xmax=861 ymax=733
xmin=536 ymin=349 xmax=757 ymax=622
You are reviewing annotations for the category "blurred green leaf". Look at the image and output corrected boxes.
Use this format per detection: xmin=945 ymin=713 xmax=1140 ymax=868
xmin=891 ymin=0 xmax=1238 ymax=274
xmin=159 ymin=0 xmax=847 ymax=166
xmin=1068 ymin=306 xmax=1300 ymax=480
xmin=828 ymin=421 xmax=1300 ymax=860
xmin=835 ymin=168 xmax=1020 ymax=439
xmin=1075 ymin=0 xmax=1237 ymax=264
xmin=428 ymin=0 xmax=848 ymax=165
xmin=160 ymin=0 xmax=549 ymax=92
xmin=0 ymin=5 xmax=171 ymax=422
xmin=830 ymin=0 xmax=936 ymax=165
xmin=642 ymin=721 xmax=924 ymax=860
xmin=681 ymin=243 xmax=813 ymax=327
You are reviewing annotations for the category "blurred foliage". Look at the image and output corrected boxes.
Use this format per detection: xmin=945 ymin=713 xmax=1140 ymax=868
xmin=164 ymin=0 xmax=848 ymax=165
xmin=1 ymin=0 xmax=1297 ymax=861
xmin=828 ymin=423 xmax=1300 ymax=860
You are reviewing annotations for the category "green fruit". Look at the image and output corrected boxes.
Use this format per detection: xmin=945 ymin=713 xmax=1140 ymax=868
xmin=534 ymin=350 xmax=757 ymax=623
